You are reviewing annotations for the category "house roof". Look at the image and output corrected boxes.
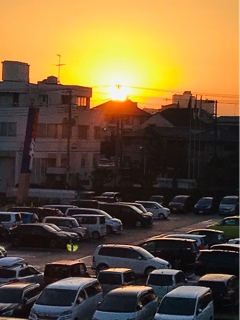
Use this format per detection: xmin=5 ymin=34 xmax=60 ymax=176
xmin=139 ymin=112 xmax=174 ymax=128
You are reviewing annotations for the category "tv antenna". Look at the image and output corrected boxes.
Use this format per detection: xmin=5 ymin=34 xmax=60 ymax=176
xmin=56 ymin=54 xmax=65 ymax=84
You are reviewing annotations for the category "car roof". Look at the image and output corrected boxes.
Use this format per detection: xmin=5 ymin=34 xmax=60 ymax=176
xmin=0 ymin=282 xmax=40 ymax=289
xmin=47 ymin=277 xmax=97 ymax=289
xmin=106 ymin=285 xmax=152 ymax=296
xmin=166 ymin=234 xmax=206 ymax=239
xmin=144 ymin=236 xmax=196 ymax=243
xmin=164 ymin=285 xmax=210 ymax=298
xmin=188 ymin=228 xmax=224 ymax=234
xmin=99 ymin=267 xmax=133 ymax=273
xmin=148 ymin=269 xmax=182 ymax=276
xmin=44 ymin=216 xmax=76 ymax=220
xmin=199 ymin=273 xmax=236 ymax=282
xmin=0 ymin=257 xmax=25 ymax=267
xmin=45 ymin=259 xmax=85 ymax=266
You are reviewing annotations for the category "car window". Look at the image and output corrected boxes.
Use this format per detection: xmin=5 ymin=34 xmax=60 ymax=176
xmin=77 ymin=290 xmax=86 ymax=303
xmin=0 ymin=214 xmax=11 ymax=222
xmin=224 ymin=219 xmax=238 ymax=226
xmin=37 ymin=288 xmax=77 ymax=306
xmin=148 ymin=274 xmax=173 ymax=286
xmin=19 ymin=267 xmax=34 ymax=277
xmin=125 ymin=248 xmax=144 ymax=260
xmin=159 ymin=297 xmax=196 ymax=315
xmin=85 ymin=281 xmax=102 ymax=297
xmin=0 ymin=269 xmax=16 ymax=278
xmin=24 ymin=286 xmax=42 ymax=299
xmin=141 ymin=241 xmax=156 ymax=251
xmin=175 ymin=272 xmax=185 ymax=284
xmin=124 ymin=271 xmax=136 ymax=283
xmin=198 ymin=292 xmax=212 ymax=310
xmin=139 ymin=290 xmax=156 ymax=306
xmin=98 ymin=273 xmax=122 ymax=285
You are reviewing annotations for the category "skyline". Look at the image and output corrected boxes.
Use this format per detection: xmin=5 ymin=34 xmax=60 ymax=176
xmin=0 ymin=0 xmax=239 ymax=116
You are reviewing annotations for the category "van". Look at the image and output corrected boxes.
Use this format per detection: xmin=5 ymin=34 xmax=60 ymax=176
xmin=29 ymin=277 xmax=103 ymax=320
xmin=98 ymin=202 xmax=153 ymax=228
xmin=155 ymin=285 xmax=214 ymax=320
xmin=164 ymin=233 xmax=207 ymax=249
xmin=0 ymin=212 xmax=22 ymax=231
xmin=73 ymin=214 xmax=107 ymax=239
xmin=42 ymin=216 xmax=89 ymax=241
xmin=218 ymin=195 xmax=239 ymax=216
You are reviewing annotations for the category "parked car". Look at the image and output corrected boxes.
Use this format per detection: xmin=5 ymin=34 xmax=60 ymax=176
xmin=187 ymin=228 xmax=226 ymax=248
xmin=149 ymin=195 xmax=164 ymax=206
xmin=42 ymin=216 xmax=89 ymax=241
xmin=146 ymin=269 xmax=187 ymax=301
xmin=194 ymin=196 xmax=220 ymax=215
xmin=7 ymin=206 xmax=64 ymax=221
xmin=228 ymin=238 xmax=240 ymax=244
xmin=92 ymin=285 xmax=158 ymax=320
xmin=135 ymin=200 xmax=170 ymax=219
xmin=154 ymin=286 xmax=214 ymax=320
xmin=0 ymin=212 xmax=22 ymax=231
xmin=65 ymin=207 xmax=122 ymax=234
xmin=43 ymin=259 xmax=90 ymax=287
xmin=164 ymin=233 xmax=207 ymax=249
xmin=0 ymin=282 xmax=42 ymax=318
xmin=0 ymin=257 xmax=44 ymax=285
xmin=0 ymin=244 xmax=7 ymax=258
xmin=9 ymin=223 xmax=77 ymax=249
xmin=70 ymin=199 xmax=99 ymax=208
xmin=218 ymin=195 xmax=239 ymax=216
xmin=91 ymin=244 xmax=170 ymax=277
xmin=207 ymin=216 xmax=239 ymax=239
xmin=210 ymin=243 xmax=240 ymax=252
xmin=29 ymin=277 xmax=103 ymax=320
xmin=194 ymin=249 xmax=239 ymax=277
xmin=197 ymin=273 xmax=239 ymax=309
xmin=44 ymin=223 xmax=80 ymax=243
xmin=73 ymin=214 xmax=107 ymax=239
xmin=168 ymin=195 xmax=195 ymax=214
xmin=100 ymin=191 xmax=122 ymax=202
xmin=20 ymin=212 xmax=39 ymax=223
xmin=98 ymin=202 xmax=153 ymax=228
xmin=42 ymin=204 xmax=78 ymax=214
xmin=97 ymin=267 xmax=138 ymax=296
xmin=138 ymin=237 xmax=198 ymax=270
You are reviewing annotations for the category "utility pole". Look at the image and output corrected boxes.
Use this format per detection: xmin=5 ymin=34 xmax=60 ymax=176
xmin=114 ymin=117 xmax=120 ymax=188
xmin=66 ymin=90 xmax=72 ymax=188
xmin=56 ymin=54 xmax=65 ymax=84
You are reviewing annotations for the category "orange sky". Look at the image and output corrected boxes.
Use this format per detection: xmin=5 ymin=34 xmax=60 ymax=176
xmin=0 ymin=0 xmax=239 ymax=116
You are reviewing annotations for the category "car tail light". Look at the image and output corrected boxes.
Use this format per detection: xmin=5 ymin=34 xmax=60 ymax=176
xmin=9 ymin=278 xmax=20 ymax=283
xmin=198 ymin=244 xmax=204 ymax=250
xmin=195 ymin=260 xmax=202 ymax=266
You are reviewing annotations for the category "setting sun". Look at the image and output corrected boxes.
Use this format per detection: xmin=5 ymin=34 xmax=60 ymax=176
xmin=109 ymin=85 xmax=128 ymax=101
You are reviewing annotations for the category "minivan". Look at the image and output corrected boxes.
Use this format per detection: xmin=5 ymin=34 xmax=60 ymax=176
xmin=42 ymin=216 xmax=89 ymax=241
xmin=73 ymin=214 xmax=107 ymax=239
xmin=0 ymin=212 xmax=22 ymax=231
xmin=218 ymin=195 xmax=239 ymax=216
xmin=98 ymin=202 xmax=153 ymax=228
xmin=155 ymin=285 xmax=214 ymax=320
xmin=29 ymin=277 xmax=103 ymax=320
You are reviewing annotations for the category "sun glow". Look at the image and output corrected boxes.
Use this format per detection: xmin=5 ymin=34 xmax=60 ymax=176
xmin=109 ymin=85 xmax=128 ymax=101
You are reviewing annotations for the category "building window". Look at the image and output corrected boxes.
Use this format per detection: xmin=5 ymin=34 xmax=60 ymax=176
xmin=61 ymin=95 xmax=71 ymax=104
xmin=78 ymin=125 xmax=88 ymax=139
xmin=0 ymin=122 xmax=16 ymax=136
xmin=62 ymin=124 xmax=72 ymax=139
xmin=13 ymin=93 xmax=19 ymax=107
xmin=37 ymin=124 xmax=58 ymax=138
xmin=39 ymin=94 xmax=48 ymax=107
xmin=77 ymin=96 xmax=87 ymax=107
xmin=94 ymin=126 xmax=101 ymax=139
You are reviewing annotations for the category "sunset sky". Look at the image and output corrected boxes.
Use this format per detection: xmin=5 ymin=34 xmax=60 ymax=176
xmin=0 ymin=0 xmax=239 ymax=116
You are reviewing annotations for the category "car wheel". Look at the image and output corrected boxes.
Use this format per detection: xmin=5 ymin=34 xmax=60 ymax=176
xmin=158 ymin=213 xmax=165 ymax=220
xmin=92 ymin=231 xmax=100 ymax=239
xmin=106 ymin=226 xmax=112 ymax=234
xmin=49 ymin=239 xmax=58 ymax=249
xmin=172 ymin=259 xmax=181 ymax=269
xmin=96 ymin=264 xmax=108 ymax=275
xmin=145 ymin=266 xmax=156 ymax=276
xmin=135 ymin=220 xmax=142 ymax=227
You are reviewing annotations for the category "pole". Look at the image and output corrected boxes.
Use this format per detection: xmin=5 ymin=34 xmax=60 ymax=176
xmin=66 ymin=90 xmax=72 ymax=188
xmin=114 ymin=117 xmax=120 ymax=187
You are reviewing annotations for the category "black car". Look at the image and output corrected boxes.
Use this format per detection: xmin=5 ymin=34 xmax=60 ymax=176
xmin=7 ymin=206 xmax=64 ymax=221
xmin=187 ymin=228 xmax=226 ymax=248
xmin=138 ymin=237 xmax=198 ymax=270
xmin=198 ymin=273 xmax=239 ymax=309
xmin=0 ymin=282 xmax=42 ymax=318
xmin=9 ymin=223 xmax=76 ymax=249
xmin=98 ymin=202 xmax=153 ymax=228
xmin=194 ymin=249 xmax=239 ymax=277
xmin=210 ymin=243 xmax=240 ymax=252
xmin=194 ymin=197 xmax=220 ymax=215
xmin=168 ymin=195 xmax=195 ymax=214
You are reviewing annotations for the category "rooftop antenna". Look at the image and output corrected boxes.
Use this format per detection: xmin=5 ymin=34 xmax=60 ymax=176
xmin=56 ymin=54 xmax=65 ymax=84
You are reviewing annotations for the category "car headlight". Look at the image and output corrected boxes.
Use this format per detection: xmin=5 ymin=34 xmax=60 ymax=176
xmin=58 ymin=310 xmax=73 ymax=320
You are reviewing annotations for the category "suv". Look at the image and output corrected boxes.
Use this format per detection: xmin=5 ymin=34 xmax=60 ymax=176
xmin=0 ymin=256 xmax=44 ymax=285
xmin=9 ymin=223 xmax=77 ymax=249
xmin=187 ymin=228 xmax=226 ymax=248
xmin=138 ymin=237 xmax=198 ymax=270
xmin=218 ymin=195 xmax=239 ymax=216
xmin=168 ymin=195 xmax=194 ymax=213
xmin=0 ymin=282 xmax=42 ymax=318
xmin=42 ymin=216 xmax=89 ymax=241
xmin=194 ymin=249 xmax=239 ymax=277
xmin=98 ymin=202 xmax=153 ymax=228
xmin=91 ymin=244 xmax=170 ymax=277
xmin=0 ymin=212 xmax=22 ymax=231
xmin=43 ymin=259 xmax=90 ymax=287
xmin=135 ymin=200 xmax=170 ymax=220
xmin=194 ymin=196 xmax=220 ymax=215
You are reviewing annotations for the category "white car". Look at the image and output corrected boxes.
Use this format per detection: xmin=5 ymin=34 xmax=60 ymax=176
xmin=228 ymin=238 xmax=240 ymax=244
xmin=92 ymin=285 xmax=158 ymax=320
xmin=135 ymin=201 xmax=170 ymax=219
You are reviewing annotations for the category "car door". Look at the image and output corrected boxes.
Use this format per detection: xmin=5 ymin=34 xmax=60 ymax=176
xmin=124 ymin=248 xmax=146 ymax=275
xmin=20 ymin=286 xmax=42 ymax=317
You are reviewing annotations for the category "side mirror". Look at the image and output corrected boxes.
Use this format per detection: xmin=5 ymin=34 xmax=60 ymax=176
xmin=136 ymin=304 xmax=143 ymax=311
xmin=197 ymin=308 xmax=202 ymax=315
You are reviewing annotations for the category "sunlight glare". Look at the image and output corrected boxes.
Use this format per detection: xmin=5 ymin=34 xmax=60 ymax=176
xmin=109 ymin=85 xmax=128 ymax=101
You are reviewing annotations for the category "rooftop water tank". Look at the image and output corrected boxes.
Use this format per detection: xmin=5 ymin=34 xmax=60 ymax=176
xmin=2 ymin=60 xmax=29 ymax=82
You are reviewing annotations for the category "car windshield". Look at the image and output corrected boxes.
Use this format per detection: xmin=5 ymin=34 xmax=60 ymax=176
xmin=98 ymin=295 xmax=137 ymax=312
xmin=0 ymin=269 xmax=16 ymax=278
xmin=135 ymin=246 xmax=154 ymax=259
xmin=197 ymin=198 xmax=212 ymax=205
xmin=148 ymin=274 xmax=173 ymax=286
xmin=46 ymin=224 xmax=61 ymax=232
xmin=97 ymin=210 xmax=113 ymax=219
xmin=36 ymin=288 xmax=77 ymax=306
xmin=158 ymin=297 xmax=196 ymax=315
xmin=198 ymin=281 xmax=226 ymax=293
xmin=221 ymin=198 xmax=238 ymax=205
xmin=135 ymin=204 xmax=148 ymax=213
xmin=98 ymin=273 xmax=122 ymax=285
xmin=0 ymin=288 xmax=23 ymax=302
xmin=172 ymin=197 xmax=187 ymax=204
